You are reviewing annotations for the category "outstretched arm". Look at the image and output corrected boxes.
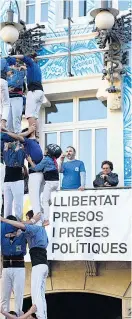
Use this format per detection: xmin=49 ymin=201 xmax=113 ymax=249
xmin=0 ymin=216 xmax=26 ymax=230
xmin=27 ymin=156 xmax=46 ymax=172
xmin=2 ymin=124 xmax=36 ymax=142
xmin=2 ymin=131 xmax=24 ymax=142
xmin=0 ymin=214 xmax=41 ymax=228
xmin=1 ymin=305 xmax=37 ymax=319
xmin=10 ymin=55 xmax=34 ymax=67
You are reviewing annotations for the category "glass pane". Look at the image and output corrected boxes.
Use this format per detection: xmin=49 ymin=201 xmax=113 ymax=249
xmin=79 ymin=130 xmax=92 ymax=187
xmin=95 ymin=129 xmax=107 ymax=174
xmin=26 ymin=5 xmax=35 ymax=24
xmin=60 ymin=131 xmax=73 ymax=152
xmin=63 ymin=0 xmax=73 ymax=19
xmin=79 ymin=0 xmax=87 ymax=16
xmin=94 ymin=0 xmax=111 ymax=8
xmin=79 ymin=98 xmax=107 ymax=121
xmin=118 ymin=0 xmax=130 ymax=10
xmin=45 ymin=133 xmax=57 ymax=146
xmin=45 ymin=101 xmax=73 ymax=124
xmin=41 ymin=2 xmax=48 ymax=22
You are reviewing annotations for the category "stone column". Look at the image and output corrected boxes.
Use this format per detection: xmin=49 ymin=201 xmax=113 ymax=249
xmin=107 ymin=79 xmax=124 ymax=186
xmin=96 ymin=76 xmax=124 ymax=185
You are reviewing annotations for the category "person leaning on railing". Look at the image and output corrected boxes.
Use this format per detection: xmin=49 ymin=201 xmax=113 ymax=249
xmin=93 ymin=160 xmax=119 ymax=188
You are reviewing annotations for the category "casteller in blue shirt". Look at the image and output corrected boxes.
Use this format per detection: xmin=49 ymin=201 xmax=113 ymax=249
xmin=61 ymin=160 xmax=86 ymax=189
xmin=23 ymin=137 xmax=43 ymax=172
xmin=22 ymin=56 xmax=42 ymax=86
xmin=1 ymin=132 xmax=15 ymax=163
xmin=1 ymin=222 xmax=27 ymax=257
xmin=0 ymin=56 xmax=16 ymax=80
xmin=24 ymin=224 xmax=48 ymax=267
xmin=7 ymin=68 xmax=26 ymax=89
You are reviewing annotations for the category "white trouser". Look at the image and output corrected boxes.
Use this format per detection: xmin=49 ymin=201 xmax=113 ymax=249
xmin=0 ymin=268 xmax=25 ymax=316
xmin=29 ymin=172 xmax=44 ymax=215
xmin=4 ymin=180 xmax=24 ymax=220
xmin=31 ymin=264 xmax=48 ymax=319
xmin=0 ymin=78 xmax=10 ymax=122
xmin=0 ymin=163 xmax=5 ymax=212
xmin=42 ymin=181 xmax=59 ymax=222
xmin=25 ymin=90 xmax=44 ymax=119
xmin=7 ymin=97 xmax=23 ymax=133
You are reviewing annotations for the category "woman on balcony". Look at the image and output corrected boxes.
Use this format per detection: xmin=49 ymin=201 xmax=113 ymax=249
xmin=93 ymin=160 xmax=119 ymax=187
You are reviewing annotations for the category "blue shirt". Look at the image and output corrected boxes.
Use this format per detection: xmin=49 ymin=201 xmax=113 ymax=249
xmin=0 ymin=58 xmax=9 ymax=79
xmin=32 ymin=155 xmax=57 ymax=173
xmin=0 ymin=57 xmax=16 ymax=72
xmin=6 ymin=56 xmax=17 ymax=66
xmin=7 ymin=69 xmax=26 ymax=89
xmin=1 ymin=222 xmax=27 ymax=256
xmin=24 ymin=224 xmax=48 ymax=249
xmin=0 ymin=57 xmax=16 ymax=79
xmin=23 ymin=138 xmax=43 ymax=168
xmin=22 ymin=56 xmax=42 ymax=84
xmin=61 ymin=160 xmax=86 ymax=189
xmin=3 ymin=137 xmax=25 ymax=167
xmin=1 ymin=133 xmax=15 ymax=163
xmin=0 ymin=58 xmax=9 ymax=73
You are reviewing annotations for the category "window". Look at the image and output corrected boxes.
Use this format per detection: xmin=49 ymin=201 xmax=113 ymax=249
xmin=60 ymin=131 xmax=73 ymax=150
xmin=118 ymin=0 xmax=130 ymax=10
xmin=79 ymin=0 xmax=87 ymax=17
xmin=57 ymin=0 xmax=119 ymax=26
xmin=63 ymin=0 xmax=73 ymax=19
xmin=26 ymin=0 xmax=35 ymax=24
xmin=26 ymin=0 xmax=48 ymax=25
xmin=45 ymin=133 xmax=57 ymax=146
xmin=44 ymin=97 xmax=107 ymax=187
xmin=45 ymin=101 xmax=73 ymax=124
xmin=79 ymin=98 xmax=107 ymax=121
xmin=41 ymin=0 xmax=48 ymax=22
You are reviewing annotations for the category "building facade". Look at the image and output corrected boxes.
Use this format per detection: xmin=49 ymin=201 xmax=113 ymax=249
xmin=0 ymin=0 xmax=131 ymax=318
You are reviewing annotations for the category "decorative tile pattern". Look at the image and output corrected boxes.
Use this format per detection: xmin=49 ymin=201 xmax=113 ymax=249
xmin=38 ymin=39 xmax=103 ymax=79
xmin=123 ymin=66 xmax=132 ymax=186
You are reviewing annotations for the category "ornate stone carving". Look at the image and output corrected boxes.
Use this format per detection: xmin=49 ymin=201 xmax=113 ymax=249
xmin=109 ymin=89 xmax=122 ymax=111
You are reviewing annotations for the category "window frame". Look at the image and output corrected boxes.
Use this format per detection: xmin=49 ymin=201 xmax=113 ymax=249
xmin=25 ymin=0 xmax=48 ymax=27
xmin=117 ymin=0 xmax=130 ymax=11
xmin=26 ymin=0 xmax=35 ymax=25
xmin=78 ymin=0 xmax=87 ymax=18
xmin=56 ymin=0 xmax=118 ymax=27
xmin=43 ymin=96 xmax=108 ymax=187
xmin=40 ymin=0 xmax=49 ymax=23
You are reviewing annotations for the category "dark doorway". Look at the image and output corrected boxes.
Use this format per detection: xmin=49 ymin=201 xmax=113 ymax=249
xmin=23 ymin=292 xmax=122 ymax=319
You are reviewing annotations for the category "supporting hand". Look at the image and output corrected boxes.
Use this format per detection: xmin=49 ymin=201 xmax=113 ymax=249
xmin=28 ymin=123 xmax=36 ymax=134
xmin=60 ymin=153 xmax=66 ymax=162
xmin=78 ymin=186 xmax=85 ymax=191
xmin=26 ymin=155 xmax=33 ymax=163
xmin=29 ymin=305 xmax=37 ymax=315
xmin=104 ymin=182 xmax=111 ymax=186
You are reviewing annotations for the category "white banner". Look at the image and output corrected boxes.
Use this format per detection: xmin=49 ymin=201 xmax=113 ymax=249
xmin=46 ymin=188 xmax=132 ymax=261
